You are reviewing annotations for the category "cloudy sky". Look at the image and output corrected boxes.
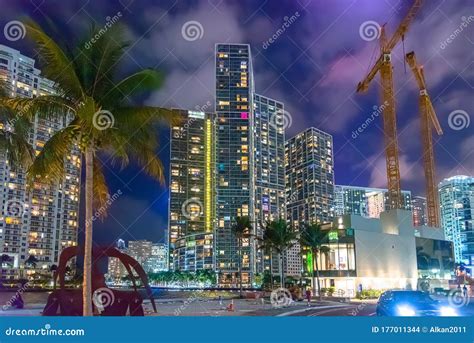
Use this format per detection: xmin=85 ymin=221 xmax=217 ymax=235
xmin=1 ymin=0 xmax=472 ymax=245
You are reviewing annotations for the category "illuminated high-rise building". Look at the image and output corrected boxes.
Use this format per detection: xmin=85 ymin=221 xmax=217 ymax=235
xmin=168 ymin=110 xmax=215 ymax=271
xmin=412 ymin=196 xmax=428 ymax=227
xmin=215 ymin=44 xmax=256 ymax=284
xmin=334 ymin=185 xmax=412 ymax=219
xmin=0 ymin=45 xmax=81 ymax=280
xmin=253 ymin=94 xmax=287 ymax=274
xmin=286 ymin=127 xmax=335 ymax=227
xmin=285 ymin=128 xmax=335 ymax=278
xmin=439 ymin=175 xmax=474 ymax=264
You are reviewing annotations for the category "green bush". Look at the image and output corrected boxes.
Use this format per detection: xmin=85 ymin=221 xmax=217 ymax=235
xmin=356 ymin=289 xmax=384 ymax=299
xmin=327 ymin=286 xmax=336 ymax=295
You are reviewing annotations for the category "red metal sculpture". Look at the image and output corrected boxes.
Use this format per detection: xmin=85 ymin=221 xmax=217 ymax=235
xmin=43 ymin=246 xmax=157 ymax=316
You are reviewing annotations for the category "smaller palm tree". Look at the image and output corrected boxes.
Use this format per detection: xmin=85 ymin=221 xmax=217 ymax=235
xmin=258 ymin=222 xmax=276 ymax=289
xmin=300 ymin=223 xmax=329 ymax=300
xmin=231 ymin=216 xmax=252 ymax=297
xmin=263 ymin=219 xmax=298 ymax=288
xmin=25 ymin=255 xmax=39 ymax=269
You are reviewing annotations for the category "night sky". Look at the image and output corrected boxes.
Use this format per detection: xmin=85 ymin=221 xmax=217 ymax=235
xmin=0 ymin=0 xmax=472 ymax=246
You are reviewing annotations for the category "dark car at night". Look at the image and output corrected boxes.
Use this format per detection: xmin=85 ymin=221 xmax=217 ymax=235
xmin=376 ymin=290 xmax=458 ymax=316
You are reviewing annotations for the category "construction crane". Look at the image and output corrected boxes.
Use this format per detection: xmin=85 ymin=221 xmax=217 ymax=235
xmin=405 ymin=51 xmax=443 ymax=227
xmin=357 ymin=0 xmax=423 ymax=210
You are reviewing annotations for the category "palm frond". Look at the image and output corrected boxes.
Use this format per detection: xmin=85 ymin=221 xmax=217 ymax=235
xmin=26 ymin=124 xmax=78 ymax=185
xmin=101 ymin=70 xmax=163 ymax=108
xmin=0 ymin=96 xmax=75 ymax=121
xmin=24 ymin=19 xmax=83 ymax=100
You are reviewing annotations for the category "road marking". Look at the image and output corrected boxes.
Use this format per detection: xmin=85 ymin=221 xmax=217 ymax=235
xmin=276 ymin=304 xmax=350 ymax=316
xmin=308 ymin=306 xmax=356 ymax=316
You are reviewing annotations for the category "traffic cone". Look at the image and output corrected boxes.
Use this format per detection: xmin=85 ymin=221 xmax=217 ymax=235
xmin=226 ymin=300 xmax=234 ymax=312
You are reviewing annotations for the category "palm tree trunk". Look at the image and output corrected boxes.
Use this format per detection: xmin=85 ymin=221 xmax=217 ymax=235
xmin=238 ymin=237 xmax=243 ymax=298
xmin=314 ymin=249 xmax=322 ymax=301
xmin=82 ymin=148 xmax=94 ymax=316
xmin=269 ymin=250 xmax=273 ymax=289
xmin=279 ymin=252 xmax=284 ymax=288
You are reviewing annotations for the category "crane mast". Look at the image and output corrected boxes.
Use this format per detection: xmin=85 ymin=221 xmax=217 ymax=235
xmin=406 ymin=51 xmax=443 ymax=227
xmin=356 ymin=0 xmax=423 ymax=210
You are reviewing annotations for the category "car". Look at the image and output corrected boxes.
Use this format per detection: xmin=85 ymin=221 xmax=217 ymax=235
xmin=376 ymin=290 xmax=458 ymax=316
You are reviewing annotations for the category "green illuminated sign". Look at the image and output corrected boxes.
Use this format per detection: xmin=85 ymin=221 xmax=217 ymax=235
xmin=346 ymin=228 xmax=354 ymax=236
xmin=306 ymin=250 xmax=313 ymax=273
xmin=328 ymin=231 xmax=338 ymax=242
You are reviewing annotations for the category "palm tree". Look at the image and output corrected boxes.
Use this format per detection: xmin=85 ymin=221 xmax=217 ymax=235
xmin=25 ymin=255 xmax=39 ymax=268
xmin=231 ymin=216 xmax=252 ymax=297
xmin=300 ymin=223 xmax=329 ymax=300
xmin=263 ymin=219 xmax=298 ymax=288
xmin=1 ymin=21 xmax=175 ymax=316
xmin=258 ymin=223 xmax=276 ymax=289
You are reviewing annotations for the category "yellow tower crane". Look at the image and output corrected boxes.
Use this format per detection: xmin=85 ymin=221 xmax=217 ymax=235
xmin=405 ymin=51 xmax=443 ymax=227
xmin=357 ymin=0 xmax=423 ymax=210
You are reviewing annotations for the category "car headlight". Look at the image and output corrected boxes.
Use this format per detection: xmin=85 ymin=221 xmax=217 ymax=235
xmin=397 ymin=305 xmax=416 ymax=316
xmin=440 ymin=306 xmax=458 ymax=316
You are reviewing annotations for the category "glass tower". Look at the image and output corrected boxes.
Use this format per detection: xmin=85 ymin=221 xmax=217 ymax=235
xmin=169 ymin=110 xmax=215 ymax=272
xmin=286 ymin=127 xmax=335 ymax=227
xmin=215 ymin=44 xmax=255 ymax=285
xmin=334 ymin=185 xmax=412 ymax=219
xmin=439 ymin=175 xmax=474 ymax=264
xmin=253 ymin=94 xmax=287 ymax=275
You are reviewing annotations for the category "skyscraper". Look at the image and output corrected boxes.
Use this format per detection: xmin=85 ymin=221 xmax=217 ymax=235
xmin=0 ymin=45 xmax=81 ymax=280
xmin=285 ymin=127 xmax=335 ymax=277
xmin=144 ymin=243 xmax=168 ymax=273
xmin=439 ymin=175 xmax=474 ymax=264
xmin=334 ymin=185 xmax=412 ymax=219
xmin=253 ymin=94 xmax=286 ymax=274
xmin=286 ymin=127 xmax=335 ymax=227
xmin=169 ymin=109 xmax=215 ymax=271
xmin=215 ymin=44 xmax=256 ymax=284
xmin=412 ymin=196 xmax=428 ymax=227
xmin=128 ymin=240 xmax=153 ymax=265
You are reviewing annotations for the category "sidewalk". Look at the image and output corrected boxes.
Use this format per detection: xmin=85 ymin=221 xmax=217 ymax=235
xmin=0 ymin=298 xmax=344 ymax=317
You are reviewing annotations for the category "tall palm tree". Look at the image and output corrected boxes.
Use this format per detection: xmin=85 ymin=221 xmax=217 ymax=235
xmin=1 ymin=20 xmax=175 ymax=316
xmin=231 ymin=216 xmax=252 ymax=297
xmin=263 ymin=219 xmax=298 ymax=288
xmin=258 ymin=223 xmax=275 ymax=289
xmin=300 ymin=223 xmax=329 ymax=300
